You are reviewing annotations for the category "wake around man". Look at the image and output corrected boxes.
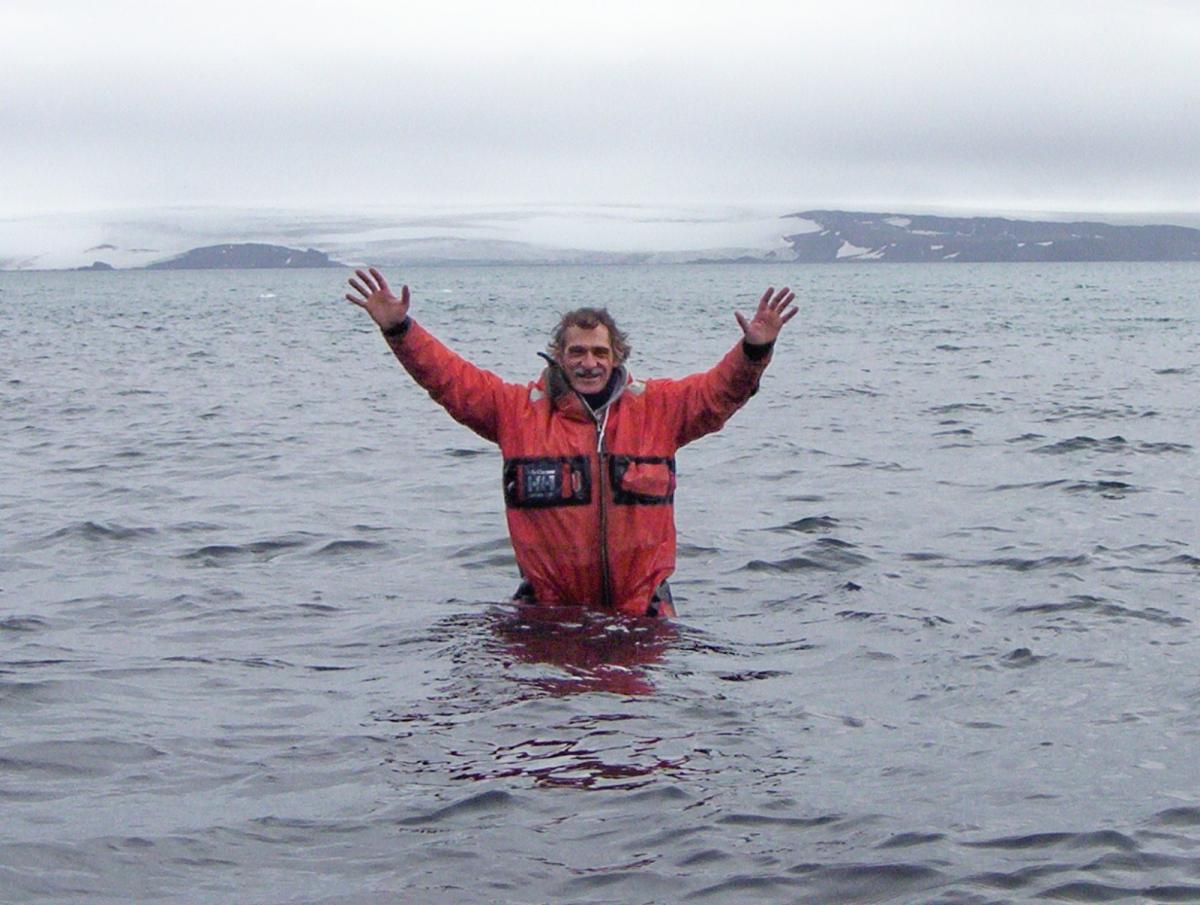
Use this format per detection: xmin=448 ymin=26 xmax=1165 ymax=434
xmin=347 ymin=269 xmax=796 ymax=618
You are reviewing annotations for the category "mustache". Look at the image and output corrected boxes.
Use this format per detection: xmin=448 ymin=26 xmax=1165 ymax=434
xmin=572 ymin=366 xmax=606 ymax=379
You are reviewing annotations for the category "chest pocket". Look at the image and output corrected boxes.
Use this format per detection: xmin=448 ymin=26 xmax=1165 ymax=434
xmin=609 ymin=455 xmax=676 ymax=505
xmin=504 ymin=456 xmax=591 ymax=508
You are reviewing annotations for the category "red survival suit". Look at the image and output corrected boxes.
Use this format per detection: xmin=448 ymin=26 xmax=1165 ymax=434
xmin=386 ymin=320 xmax=773 ymax=617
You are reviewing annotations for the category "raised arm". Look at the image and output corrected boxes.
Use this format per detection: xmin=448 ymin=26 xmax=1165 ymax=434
xmin=345 ymin=267 xmax=516 ymax=443
xmin=668 ymin=286 xmax=798 ymax=447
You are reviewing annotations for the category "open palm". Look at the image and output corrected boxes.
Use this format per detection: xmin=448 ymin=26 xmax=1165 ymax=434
xmin=735 ymin=286 xmax=797 ymax=345
xmin=346 ymin=268 xmax=410 ymax=332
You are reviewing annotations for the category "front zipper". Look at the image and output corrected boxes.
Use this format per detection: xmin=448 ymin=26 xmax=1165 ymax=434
xmin=595 ymin=407 xmax=612 ymax=609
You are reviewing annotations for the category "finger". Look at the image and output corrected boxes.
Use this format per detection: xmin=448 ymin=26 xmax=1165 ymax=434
xmin=370 ymin=268 xmax=390 ymax=296
xmin=345 ymin=294 xmax=367 ymax=309
xmin=348 ymin=278 xmax=368 ymax=298
xmin=758 ymin=287 xmax=773 ymax=312
xmin=354 ymin=269 xmax=378 ymax=294
xmin=772 ymin=286 xmax=792 ymax=307
xmin=773 ymin=291 xmax=796 ymax=313
xmin=780 ymin=306 xmax=798 ymax=324
xmin=734 ymin=311 xmax=749 ymax=334
xmin=401 ymin=284 xmax=410 ymax=307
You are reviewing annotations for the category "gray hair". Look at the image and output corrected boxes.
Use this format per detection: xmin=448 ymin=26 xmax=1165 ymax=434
xmin=548 ymin=307 xmax=631 ymax=364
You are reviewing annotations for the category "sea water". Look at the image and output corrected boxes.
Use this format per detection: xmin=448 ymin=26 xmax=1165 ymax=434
xmin=1 ymin=263 xmax=1198 ymax=903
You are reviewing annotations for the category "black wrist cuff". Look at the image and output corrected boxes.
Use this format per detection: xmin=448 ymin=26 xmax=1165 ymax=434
xmin=742 ymin=339 xmax=774 ymax=361
xmin=382 ymin=317 xmax=411 ymax=340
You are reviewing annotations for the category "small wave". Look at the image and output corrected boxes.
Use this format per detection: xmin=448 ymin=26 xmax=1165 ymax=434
xmin=0 ymin=739 xmax=165 ymax=779
xmin=990 ymin=479 xmax=1069 ymax=491
xmin=178 ymin=535 xmax=312 ymax=562
xmin=1000 ymin=647 xmax=1045 ymax=668
xmin=40 ymin=521 xmax=158 ymax=544
xmin=838 ymin=610 xmax=951 ymax=628
xmin=742 ymin=556 xmax=829 ymax=572
xmin=310 ymin=539 xmax=389 ymax=557
xmin=450 ymin=537 xmax=512 ymax=559
xmin=717 ymin=670 xmax=790 ymax=682
xmin=1152 ymin=807 xmax=1200 ymax=827
xmin=450 ymin=537 xmax=517 ymax=569
xmin=1040 ymin=881 xmax=1200 ymax=901
xmin=820 ymin=385 xmax=881 ymax=398
xmin=168 ymin=521 xmax=226 ymax=533
xmin=926 ymin=402 xmax=995 ymax=415
xmin=1064 ymin=480 xmax=1139 ymax=497
xmin=297 ymin=602 xmax=340 ymax=614
xmin=445 ymin=447 xmax=490 ymax=458
xmin=717 ymin=812 xmax=840 ymax=829
xmin=877 ymin=832 xmax=946 ymax=848
xmin=161 ymin=655 xmax=291 ymax=669
xmin=1012 ymin=595 xmax=1188 ymax=626
xmin=835 ymin=460 xmax=914 ymax=472
xmin=770 ymin=516 xmax=839 ymax=534
xmin=1032 ymin=437 xmax=1184 ymax=456
xmin=462 ymin=551 xmax=518 ymax=569
xmin=981 ymin=554 xmax=1089 ymax=572
xmin=1138 ymin=441 xmax=1192 ymax=454
xmin=1033 ymin=435 xmax=1128 ymax=455
xmin=666 ymin=844 xmax=948 ymax=898
xmin=1040 ymin=404 xmax=1154 ymax=423
xmin=964 ymin=831 xmax=1077 ymax=850
xmin=0 ymin=679 xmax=72 ymax=710
xmin=0 ymin=616 xmax=48 ymax=632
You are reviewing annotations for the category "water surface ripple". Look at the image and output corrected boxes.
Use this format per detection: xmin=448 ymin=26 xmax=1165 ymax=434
xmin=2 ymin=264 xmax=1199 ymax=903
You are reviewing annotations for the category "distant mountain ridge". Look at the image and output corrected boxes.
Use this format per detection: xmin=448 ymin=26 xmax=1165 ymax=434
xmin=10 ymin=209 xmax=1200 ymax=270
xmin=784 ymin=211 xmax=1200 ymax=263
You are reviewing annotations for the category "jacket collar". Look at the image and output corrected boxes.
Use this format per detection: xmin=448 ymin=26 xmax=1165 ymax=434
xmin=540 ymin=364 xmax=630 ymax=423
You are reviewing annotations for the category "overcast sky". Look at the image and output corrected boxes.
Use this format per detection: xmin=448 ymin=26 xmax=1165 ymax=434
xmin=3 ymin=0 xmax=1198 ymax=220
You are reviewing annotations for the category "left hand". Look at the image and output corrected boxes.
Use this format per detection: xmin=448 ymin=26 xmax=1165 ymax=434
xmin=735 ymin=286 xmax=797 ymax=345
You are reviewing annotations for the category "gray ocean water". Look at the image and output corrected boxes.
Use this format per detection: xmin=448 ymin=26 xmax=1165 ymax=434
xmin=1 ymin=263 xmax=1198 ymax=904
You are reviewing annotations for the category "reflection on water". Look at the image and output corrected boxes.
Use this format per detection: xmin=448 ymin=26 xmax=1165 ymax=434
xmin=491 ymin=604 xmax=677 ymax=697
xmin=376 ymin=606 xmax=687 ymax=790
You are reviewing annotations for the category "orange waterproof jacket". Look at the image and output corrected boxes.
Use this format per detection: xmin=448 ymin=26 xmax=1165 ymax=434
xmin=386 ymin=320 xmax=772 ymax=616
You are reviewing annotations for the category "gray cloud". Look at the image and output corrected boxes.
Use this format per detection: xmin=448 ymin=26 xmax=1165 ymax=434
xmin=2 ymin=0 xmax=1198 ymax=217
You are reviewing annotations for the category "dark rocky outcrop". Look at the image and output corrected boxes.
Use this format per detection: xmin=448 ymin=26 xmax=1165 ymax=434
xmin=145 ymin=243 xmax=344 ymax=269
xmin=784 ymin=211 xmax=1200 ymax=262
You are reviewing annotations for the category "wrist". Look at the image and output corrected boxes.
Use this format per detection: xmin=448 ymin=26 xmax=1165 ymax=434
xmin=382 ymin=317 xmax=411 ymax=339
xmin=742 ymin=338 xmax=774 ymax=361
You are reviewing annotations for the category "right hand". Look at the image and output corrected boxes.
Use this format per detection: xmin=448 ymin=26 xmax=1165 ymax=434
xmin=346 ymin=268 xmax=410 ymax=332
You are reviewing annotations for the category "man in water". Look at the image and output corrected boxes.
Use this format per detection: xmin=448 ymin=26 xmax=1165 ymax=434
xmin=347 ymin=268 xmax=795 ymax=617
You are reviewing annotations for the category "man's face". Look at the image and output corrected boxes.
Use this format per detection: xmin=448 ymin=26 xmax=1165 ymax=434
xmin=558 ymin=324 xmax=615 ymax=395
